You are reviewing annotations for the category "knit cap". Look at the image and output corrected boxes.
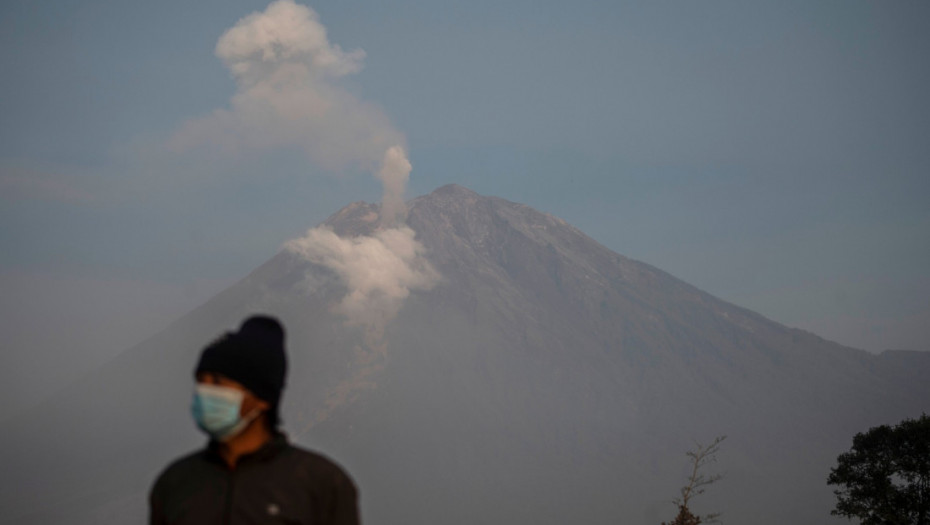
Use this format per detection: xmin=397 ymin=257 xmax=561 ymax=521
xmin=194 ymin=315 xmax=288 ymax=409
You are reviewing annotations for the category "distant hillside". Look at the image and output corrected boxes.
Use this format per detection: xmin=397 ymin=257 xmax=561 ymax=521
xmin=2 ymin=184 xmax=927 ymax=525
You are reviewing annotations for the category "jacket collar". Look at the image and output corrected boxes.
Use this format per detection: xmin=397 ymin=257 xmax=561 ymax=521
xmin=204 ymin=431 xmax=289 ymax=465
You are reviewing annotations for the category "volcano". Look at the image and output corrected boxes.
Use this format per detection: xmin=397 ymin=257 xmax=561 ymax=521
xmin=2 ymin=184 xmax=927 ymax=525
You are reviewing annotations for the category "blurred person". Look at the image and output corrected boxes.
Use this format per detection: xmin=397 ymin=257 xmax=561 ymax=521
xmin=150 ymin=315 xmax=359 ymax=524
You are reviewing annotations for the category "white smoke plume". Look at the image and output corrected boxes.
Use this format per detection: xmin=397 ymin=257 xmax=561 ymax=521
xmin=284 ymin=226 xmax=439 ymax=335
xmin=286 ymin=224 xmax=436 ymax=427
xmin=377 ymin=146 xmax=412 ymax=227
xmin=175 ymin=1 xmax=436 ymax=381
xmin=169 ymin=0 xmax=409 ymax=190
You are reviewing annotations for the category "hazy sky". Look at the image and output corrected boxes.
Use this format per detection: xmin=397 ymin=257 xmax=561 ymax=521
xmin=2 ymin=0 xmax=928 ymax=419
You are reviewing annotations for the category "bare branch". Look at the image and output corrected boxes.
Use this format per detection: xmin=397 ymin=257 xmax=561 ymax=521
xmin=671 ymin=435 xmax=727 ymax=522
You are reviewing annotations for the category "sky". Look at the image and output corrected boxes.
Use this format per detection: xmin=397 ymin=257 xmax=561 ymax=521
xmin=1 ymin=0 xmax=928 ymax=420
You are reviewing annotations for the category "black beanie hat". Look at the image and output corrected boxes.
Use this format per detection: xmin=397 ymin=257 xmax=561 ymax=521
xmin=195 ymin=315 xmax=288 ymax=409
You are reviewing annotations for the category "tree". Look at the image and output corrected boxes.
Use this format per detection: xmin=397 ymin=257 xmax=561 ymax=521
xmin=662 ymin=436 xmax=726 ymax=525
xmin=663 ymin=505 xmax=702 ymax=525
xmin=827 ymin=413 xmax=930 ymax=525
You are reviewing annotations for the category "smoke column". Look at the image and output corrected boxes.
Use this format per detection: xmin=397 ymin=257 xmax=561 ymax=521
xmin=170 ymin=0 xmax=409 ymax=180
xmin=173 ymin=1 xmax=437 ymax=419
xmin=284 ymin=226 xmax=439 ymax=338
xmin=289 ymin=223 xmax=438 ymax=426
xmin=378 ymin=146 xmax=412 ymax=227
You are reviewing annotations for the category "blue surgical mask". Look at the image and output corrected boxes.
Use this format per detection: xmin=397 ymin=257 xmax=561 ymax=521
xmin=191 ymin=384 xmax=258 ymax=441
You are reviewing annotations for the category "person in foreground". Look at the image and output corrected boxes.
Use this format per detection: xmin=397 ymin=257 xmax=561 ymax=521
xmin=150 ymin=315 xmax=360 ymax=525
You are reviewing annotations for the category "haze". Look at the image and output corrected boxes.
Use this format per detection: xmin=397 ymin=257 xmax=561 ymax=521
xmin=2 ymin=0 xmax=928 ymax=424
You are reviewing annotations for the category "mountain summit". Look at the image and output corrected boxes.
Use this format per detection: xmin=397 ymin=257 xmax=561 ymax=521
xmin=2 ymin=185 xmax=927 ymax=525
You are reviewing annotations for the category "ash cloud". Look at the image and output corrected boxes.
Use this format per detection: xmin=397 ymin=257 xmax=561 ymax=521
xmin=284 ymin=219 xmax=440 ymax=426
xmin=285 ymin=226 xmax=438 ymax=335
xmin=169 ymin=0 xmax=406 ymax=179
xmin=377 ymin=146 xmax=412 ymax=227
xmin=172 ymin=0 xmax=434 ymax=343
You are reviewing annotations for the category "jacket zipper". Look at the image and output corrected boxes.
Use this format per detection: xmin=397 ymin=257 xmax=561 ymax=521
xmin=223 ymin=467 xmax=237 ymax=525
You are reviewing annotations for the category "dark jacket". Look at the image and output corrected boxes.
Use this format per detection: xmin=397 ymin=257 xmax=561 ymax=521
xmin=150 ymin=434 xmax=359 ymax=525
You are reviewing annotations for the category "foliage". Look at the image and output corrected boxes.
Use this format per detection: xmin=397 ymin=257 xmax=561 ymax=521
xmin=827 ymin=413 xmax=930 ymax=525
xmin=663 ymin=505 xmax=702 ymax=525
xmin=662 ymin=436 xmax=726 ymax=525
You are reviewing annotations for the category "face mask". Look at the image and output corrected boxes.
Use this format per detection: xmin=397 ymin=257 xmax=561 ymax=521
xmin=191 ymin=384 xmax=260 ymax=441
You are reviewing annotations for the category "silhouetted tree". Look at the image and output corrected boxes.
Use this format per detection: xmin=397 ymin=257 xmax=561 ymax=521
xmin=827 ymin=413 xmax=930 ymax=525
xmin=662 ymin=436 xmax=726 ymax=525
xmin=663 ymin=505 xmax=702 ymax=525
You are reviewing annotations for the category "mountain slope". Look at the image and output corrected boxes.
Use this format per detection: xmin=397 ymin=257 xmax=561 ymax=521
xmin=2 ymin=184 xmax=927 ymax=525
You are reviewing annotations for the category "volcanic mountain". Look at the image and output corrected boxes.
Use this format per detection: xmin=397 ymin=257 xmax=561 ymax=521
xmin=2 ymin=184 xmax=927 ymax=525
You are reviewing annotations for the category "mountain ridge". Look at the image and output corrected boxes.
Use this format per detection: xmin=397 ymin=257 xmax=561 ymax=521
xmin=1 ymin=184 xmax=927 ymax=525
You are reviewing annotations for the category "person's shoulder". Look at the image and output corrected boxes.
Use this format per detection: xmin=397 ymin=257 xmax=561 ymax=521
xmin=162 ymin=448 xmax=209 ymax=473
xmin=277 ymin=442 xmax=361 ymax=522
xmin=151 ymin=448 xmax=210 ymax=491
xmin=281 ymin=442 xmax=352 ymax=475
xmin=280 ymin=442 xmax=356 ymax=488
